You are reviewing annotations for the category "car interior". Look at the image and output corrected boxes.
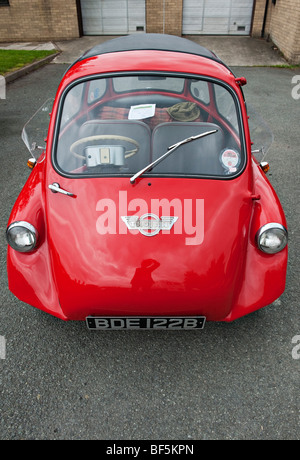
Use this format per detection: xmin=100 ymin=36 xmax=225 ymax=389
xmin=55 ymin=75 xmax=243 ymax=178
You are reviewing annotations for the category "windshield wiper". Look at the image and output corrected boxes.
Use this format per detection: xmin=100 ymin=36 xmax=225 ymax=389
xmin=130 ymin=129 xmax=218 ymax=184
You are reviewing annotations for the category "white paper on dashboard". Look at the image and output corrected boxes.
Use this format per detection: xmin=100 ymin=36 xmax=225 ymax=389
xmin=128 ymin=104 xmax=156 ymax=120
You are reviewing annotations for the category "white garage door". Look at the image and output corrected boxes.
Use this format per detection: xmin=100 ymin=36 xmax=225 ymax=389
xmin=81 ymin=0 xmax=145 ymax=35
xmin=182 ymin=0 xmax=254 ymax=35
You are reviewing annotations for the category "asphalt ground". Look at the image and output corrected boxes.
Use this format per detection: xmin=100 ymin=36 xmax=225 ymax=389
xmin=0 ymin=62 xmax=299 ymax=440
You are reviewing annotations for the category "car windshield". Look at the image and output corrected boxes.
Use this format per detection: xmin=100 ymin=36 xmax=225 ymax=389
xmin=54 ymin=74 xmax=245 ymax=178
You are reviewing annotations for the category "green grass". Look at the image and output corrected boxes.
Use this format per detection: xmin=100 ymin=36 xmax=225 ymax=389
xmin=254 ymin=63 xmax=300 ymax=69
xmin=272 ymin=64 xmax=300 ymax=69
xmin=0 ymin=49 xmax=57 ymax=75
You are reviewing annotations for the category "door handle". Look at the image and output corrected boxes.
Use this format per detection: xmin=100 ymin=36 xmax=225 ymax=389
xmin=48 ymin=183 xmax=75 ymax=197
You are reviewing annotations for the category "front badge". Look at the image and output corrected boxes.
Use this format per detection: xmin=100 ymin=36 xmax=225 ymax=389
xmin=121 ymin=214 xmax=178 ymax=237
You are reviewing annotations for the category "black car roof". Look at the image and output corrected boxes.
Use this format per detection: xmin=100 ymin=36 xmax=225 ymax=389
xmin=77 ymin=33 xmax=225 ymax=66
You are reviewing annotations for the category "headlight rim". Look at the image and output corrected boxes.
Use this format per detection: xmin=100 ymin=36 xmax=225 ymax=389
xmin=6 ymin=221 xmax=39 ymax=253
xmin=256 ymin=222 xmax=288 ymax=254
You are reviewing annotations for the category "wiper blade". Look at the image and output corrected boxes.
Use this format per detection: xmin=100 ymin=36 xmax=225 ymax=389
xmin=130 ymin=129 xmax=217 ymax=184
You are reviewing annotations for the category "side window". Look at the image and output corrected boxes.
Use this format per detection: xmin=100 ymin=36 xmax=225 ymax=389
xmin=61 ymin=82 xmax=84 ymax=125
xmin=88 ymin=79 xmax=107 ymax=104
xmin=190 ymin=80 xmax=210 ymax=105
xmin=214 ymin=84 xmax=239 ymax=132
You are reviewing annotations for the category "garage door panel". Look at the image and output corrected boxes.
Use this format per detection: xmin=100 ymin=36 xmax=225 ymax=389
xmin=205 ymin=0 xmax=231 ymax=7
xmin=182 ymin=0 xmax=204 ymax=34
xmin=229 ymin=17 xmax=251 ymax=34
xmin=82 ymin=18 xmax=102 ymax=29
xmin=231 ymin=7 xmax=253 ymax=16
xmin=182 ymin=1 xmax=204 ymax=15
xmin=102 ymin=19 xmax=127 ymax=26
xmin=183 ymin=17 xmax=205 ymax=25
xmin=203 ymin=17 xmax=229 ymax=34
xmin=101 ymin=12 xmax=127 ymax=20
xmin=101 ymin=0 xmax=127 ymax=33
xmin=204 ymin=8 xmax=231 ymax=17
xmin=81 ymin=11 xmax=102 ymax=21
xmin=102 ymin=1 xmax=126 ymax=15
xmin=128 ymin=0 xmax=146 ymax=32
xmin=182 ymin=0 xmax=254 ymax=35
xmin=232 ymin=0 xmax=252 ymax=5
xmin=81 ymin=0 xmax=145 ymax=35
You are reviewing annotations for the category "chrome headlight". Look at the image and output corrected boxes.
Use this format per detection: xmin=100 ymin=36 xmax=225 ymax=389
xmin=256 ymin=223 xmax=288 ymax=254
xmin=6 ymin=221 xmax=38 ymax=253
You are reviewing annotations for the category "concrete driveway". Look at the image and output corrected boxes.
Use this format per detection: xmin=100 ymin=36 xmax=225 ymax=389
xmin=53 ymin=34 xmax=287 ymax=66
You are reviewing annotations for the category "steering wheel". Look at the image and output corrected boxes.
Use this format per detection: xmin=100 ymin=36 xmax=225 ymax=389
xmin=70 ymin=135 xmax=140 ymax=160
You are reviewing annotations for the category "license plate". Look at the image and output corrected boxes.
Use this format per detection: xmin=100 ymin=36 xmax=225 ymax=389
xmin=86 ymin=316 xmax=206 ymax=330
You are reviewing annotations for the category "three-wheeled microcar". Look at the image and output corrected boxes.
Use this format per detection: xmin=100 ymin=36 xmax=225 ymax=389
xmin=6 ymin=34 xmax=288 ymax=329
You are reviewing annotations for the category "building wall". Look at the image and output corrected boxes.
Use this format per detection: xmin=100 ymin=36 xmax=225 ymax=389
xmin=269 ymin=0 xmax=300 ymax=63
xmin=0 ymin=0 xmax=80 ymax=42
xmin=251 ymin=0 xmax=300 ymax=64
xmin=146 ymin=0 xmax=183 ymax=35
xmin=251 ymin=0 xmax=271 ymax=37
xmin=0 ymin=0 xmax=299 ymax=63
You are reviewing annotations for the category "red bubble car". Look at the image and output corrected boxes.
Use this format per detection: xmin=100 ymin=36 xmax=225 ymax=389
xmin=6 ymin=34 xmax=288 ymax=329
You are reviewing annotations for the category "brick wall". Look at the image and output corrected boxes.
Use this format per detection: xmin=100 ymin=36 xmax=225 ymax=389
xmin=251 ymin=0 xmax=271 ymax=37
xmin=0 ymin=0 xmax=80 ymax=42
xmin=146 ymin=0 xmax=183 ymax=35
xmin=1 ymin=0 xmax=299 ymax=64
xmin=252 ymin=0 xmax=300 ymax=64
xmin=269 ymin=0 xmax=300 ymax=63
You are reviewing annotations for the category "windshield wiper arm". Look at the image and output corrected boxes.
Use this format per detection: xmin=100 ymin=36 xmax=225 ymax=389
xmin=130 ymin=129 xmax=217 ymax=184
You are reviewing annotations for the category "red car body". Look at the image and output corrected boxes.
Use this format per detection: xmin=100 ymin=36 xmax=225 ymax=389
xmin=6 ymin=35 xmax=288 ymax=328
